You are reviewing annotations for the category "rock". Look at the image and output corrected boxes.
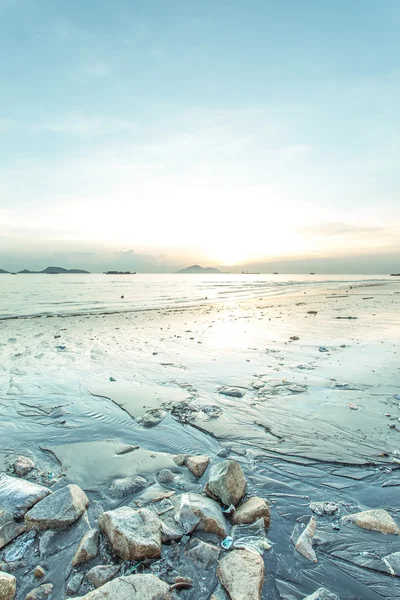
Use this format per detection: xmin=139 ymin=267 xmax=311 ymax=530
xmin=86 ymin=565 xmax=120 ymax=588
xmin=174 ymin=493 xmax=228 ymax=538
xmin=342 ymin=509 xmax=400 ymax=534
xmin=0 ymin=572 xmax=16 ymax=600
xmin=142 ymin=409 xmax=166 ymax=427
xmin=99 ymin=507 xmax=162 ymax=560
xmin=72 ymin=529 xmax=99 ymax=566
xmin=218 ymin=386 xmax=246 ymax=398
xmin=0 ymin=511 xmax=26 ymax=550
xmin=303 ymin=588 xmax=340 ymax=600
xmin=157 ymin=469 xmax=175 ymax=484
xmin=205 ymin=461 xmax=247 ymax=506
xmin=294 ymin=516 xmax=317 ymax=563
xmin=66 ymin=573 xmax=83 ymax=596
xmin=185 ymin=455 xmax=210 ymax=478
xmin=173 ymin=455 xmax=187 ymax=467
xmin=310 ymin=502 xmax=338 ymax=516
xmin=217 ymin=549 xmax=264 ymax=600
xmin=231 ymin=497 xmax=270 ymax=529
xmin=184 ymin=538 xmax=220 ymax=568
xmin=108 ymin=476 xmax=147 ymax=499
xmin=13 ymin=457 xmax=35 ymax=478
xmin=25 ymin=584 xmax=53 ymax=599
xmin=25 ymin=485 xmax=89 ymax=531
xmin=33 ymin=566 xmax=45 ymax=579
xmin=383 ymin=551 xmax=400 ymax=576
xmin=0 ymin=474 xmax=51 ymax=519
xmin=69 ymin=574 xmax=172 ymax=599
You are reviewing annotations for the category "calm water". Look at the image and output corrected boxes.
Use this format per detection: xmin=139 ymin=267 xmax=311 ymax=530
xmin=0 ymin=273 xmax=392 ymax=319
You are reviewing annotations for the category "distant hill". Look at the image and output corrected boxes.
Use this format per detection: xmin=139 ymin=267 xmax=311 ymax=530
xmin=17 ymin=266 xmax=90 ymax=274
xmin=0 ymin=268 xmax=10 ymax=274
xmin=177 ymin=264 xmax=221 ymax=274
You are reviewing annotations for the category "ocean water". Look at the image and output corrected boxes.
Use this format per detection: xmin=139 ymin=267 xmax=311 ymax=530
xmin=0 ymin=273 xmax=391 ymax=319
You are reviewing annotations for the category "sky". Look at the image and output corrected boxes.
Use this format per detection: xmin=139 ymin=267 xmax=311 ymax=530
xmin=0 ymin=0 xmax=399 ymax=273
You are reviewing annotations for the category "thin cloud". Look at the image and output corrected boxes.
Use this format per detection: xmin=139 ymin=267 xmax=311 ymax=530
xmin=298 ymin=222 xmax=386 ymax=237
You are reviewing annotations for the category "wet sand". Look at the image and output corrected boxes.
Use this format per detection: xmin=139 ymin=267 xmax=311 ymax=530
xmin=1 ymin=279 xmax=400 ymax=598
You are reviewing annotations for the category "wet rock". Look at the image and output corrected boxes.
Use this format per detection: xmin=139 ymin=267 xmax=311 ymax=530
xmin=217 ymin=549 xmax=264 ymax=600
xmin=72 ymin=529 xmax=99 ymax=566
xmin=383 ymin=551 xmax=400 ymax=576
xmin=157 ymin=469 xmax=175 ymax=484
xmin=174 ymin=493 xmax=228 ymax=538
xmin=303 ymin=588 xmax=340 ymax=600
xmin=310 ymin=502 xmax=338 ymax=516
xmin=25 ymin=485 xmax=89 ymax=531
xmin=142 ymin=409 xmax=166 ymax=427
xmin=173 ymin=455 xmax=188 ymax=467
xmin=99 ymin=507 xmax=162 ymax=560
xmin=25 ymin=584 xmax=53 ymax=599
xmin=342 ymin=509 xmax=400 ymax=534
xmin=184 ymin=538 xmax=220 ymax=567
xmin=13 ymin=457 xmax=35 ymax=478
xmin=294 ymin=516 xmax=317 ymax=563
xmin=185 ymin=455 xmax=210 ymax=478
xmin=231 ymin=497 xmax=270 ymax=529
xmin=218 ymin=386 xmax=246 ymax=398
xmin=33 ymin=566 xmax=45 ymax=579
xmin=0 ymin=511 xmax=26 ymax=550
xmin=86 ymin=565 xmax=120 ymax=588
xmin=69 ymin=574 xmax=172 ymax=599
xmin=210 ymin=587 xmax=229 ymax=600
xmin=66 ymin=573 xmax=83 ymax=596
xmin=108 ymin=476 xmax=147 ymax=499
xmin=39 ymin=515 xmax=90 ymax=558
xmin=0 ymin=474 xmax=51 ymax=519
xmin=205 ymin=460 xmax=247 ymax=506
xmin=0 ymin=572 xmax=16 ymax=600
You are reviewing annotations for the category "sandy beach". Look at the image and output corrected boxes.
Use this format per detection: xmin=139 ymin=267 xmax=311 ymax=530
xmin=1 ymin=277 xmax=400 ymax=599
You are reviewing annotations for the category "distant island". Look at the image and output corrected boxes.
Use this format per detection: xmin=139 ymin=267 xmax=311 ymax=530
xmin=177 ymin=264 xmax=221 ymax=274
xmin=0 ymin=266 xmax=90 ymax=274
xmin=391 ymin=273 xmax=400 ymax=276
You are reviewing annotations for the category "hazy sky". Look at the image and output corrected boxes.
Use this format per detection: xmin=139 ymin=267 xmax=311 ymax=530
xmin=1 ymin=0 xmax=399 ymax=272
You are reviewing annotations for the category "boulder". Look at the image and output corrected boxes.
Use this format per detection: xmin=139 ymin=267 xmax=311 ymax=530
xmin=186 ymin=456 xmax=210 ymax=478
xmin=157 ymin=470 xmax=175 ymax=484
xmin=13 ymin=457 xmax=35 ymax=478
xmin=231 ymin=497 xmax=270 ymax=529
xmin=0 ymin=572 xmax=16 ymax=600
xmin=218 ymin=387 xmax=246 ymax=398
xmin=86 ymin=565 xmax=120 ymax=588
xmin=142 ymin=409 xmax=166 ymax=427
xmin=383 ymin=551 xmax=400 ymax=576
xmin=25 ymin=584 xmax=53 ymax=599
xmin=99 ymin=507 xmax=162 ymax=560
xmin=72 ymin=529 xmax=99 ymax=566
xmin=217 ymin=549 xmax=264 ymax=600
xmin=205 ymin=461 xmax=247 ymax=506
xmin=33 ymin=566 xmax=45 ymax=579
xmin=173 ymin=455 xmax=188 ymax=467
xmin=294 ymin=517 xmax=317 ymax=563
xmin=69 ymin=574 xmax=172 ymax=599
xmin=310 ymin=502 xmax=338 ymax=517
xmin=341 ymin=509 xmax=400 ymax=534
xmin=25 ymin=485 xmax=89 ymax=531
xmin=303 ymin=588 xmax=340 ymax=600
xmin=108 ymin=476 xmax=147 ymax=499
xmin=0 ymin=511 xmax=26 ymax=550
xmin=0 ymin=474 xmax=51 ymax=519
xmin=174 ymin=493 xmax=228 ymax=538
xmin=184 ymin=538 xmax=220 ymax=568
xmin=66 ymin=574 xmax=83 ymax=596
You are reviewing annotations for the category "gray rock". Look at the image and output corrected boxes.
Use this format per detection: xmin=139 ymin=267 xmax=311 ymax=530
xmin=66 ymin=573 xmax=83 ymax=596
xmin=13 ymin=457 xmax=35 ymax=478
xmin=184 ymin=538 xmax=220 ymax=568
xmin=69 ymin=574 xmax=172 ymax=599
xmin=0 ymin=474 xmax=51 ymax=519
xmin=341 ymin=509 xmax=400 ymax=534
xmin=142 ymin=409 xmax=166 ymax=427
xmin=383 ymin=551 xmax=400 ymax=576
xmin=232 ymin=497 xmax=270 ymax=529
xmin=173 ymin=493 xmax=228 ymax=538
xmin=25 ymin=485 xmax=89 ymax=531
xmin=294 ymin=516 xmax=317 ymax=563
xmin=157 ymin=469 xmax=175 ymax=484
xmin=205 ymin=461 xmax=247 ymax=506
xmin=310 ymin=502 xmax=338 ymax=516
xmin=72 ymin=529 xmax=99 ymax=566
xmin=108 ymin=476 xmax=147 ymax=499
xmin=173 ymin=454 xmax=188 ymax=466
xmin=303 ymin=588 xmax=340 ymax=600
xmin=0 ymin=511 xmax=26 ymax=550
xmin=25 ymin=584 xmax=53 ymax=599
xmin=86 ymin=565 xmax=120 ymax=588
xmin=99 ymin=507 xmax=162 ymax=560
xmin=185 ymin=455 xmax=210 ymax=478
xmin=39 ymin=515 xmax=90 ymax=558
xmin=0 ymin=572 xmax=16 ymax=600
xmin=217 ymin=549 xmax=264 ymax=600
xmin=218 ymin=386 xmax=246 ymax=398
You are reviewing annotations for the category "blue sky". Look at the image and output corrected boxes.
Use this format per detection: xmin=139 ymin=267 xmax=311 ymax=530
xmin=1 ymin=0 xmax=399 ymax=272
